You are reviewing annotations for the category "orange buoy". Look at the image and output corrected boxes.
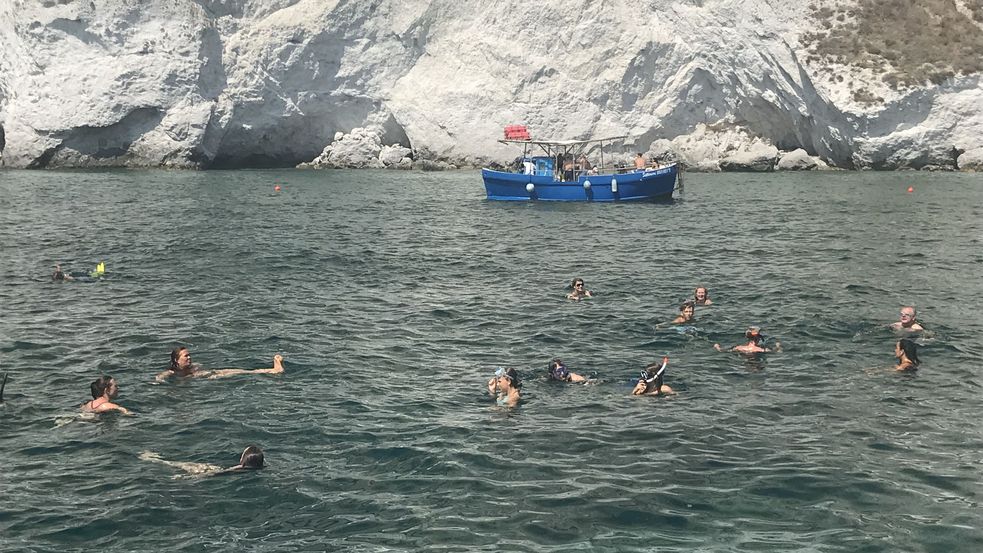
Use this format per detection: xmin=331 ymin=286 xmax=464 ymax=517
xmin=907 ymin=186 xmax=914 ymax=193
xmin=274 ymin=185 xmax=282 ymax=192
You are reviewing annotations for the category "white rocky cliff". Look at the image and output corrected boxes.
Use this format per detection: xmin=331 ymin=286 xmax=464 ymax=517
xmin=1 ymin=0 xmax=981 ymax=171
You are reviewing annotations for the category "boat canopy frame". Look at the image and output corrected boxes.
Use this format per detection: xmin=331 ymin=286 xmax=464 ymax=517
xmin=499 ymin=135 xmax=632 ymax=182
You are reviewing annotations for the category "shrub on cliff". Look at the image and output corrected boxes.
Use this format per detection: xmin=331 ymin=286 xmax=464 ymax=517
xmin=803 ymin=0 xmax=983 ymax=102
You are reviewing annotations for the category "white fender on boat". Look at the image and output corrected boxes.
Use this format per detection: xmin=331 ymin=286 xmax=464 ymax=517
xmin=583 ymin=180 xmax=591 ymax=190
xmin=611 ymin=178 xmax=618 ymax=193
xmin=526 ymin=183 xmax=535 ymax=193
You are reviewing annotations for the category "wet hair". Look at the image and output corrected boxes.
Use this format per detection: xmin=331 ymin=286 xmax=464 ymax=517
xmin=680 ymin=300 xmax=695 ymax=312
xmin=694 ymin=286 xmax=709 ymax=300
xmin=239 ymin=445 xmax=264 ymax=469
xmin=503 ymin=368 xmax=522 ymax=390
xmin=745 ymin=327 xmax=763 ymax=343
xmin=898 ymin=339 xmax=920 ymax=365
xmin=90 ymin=376 xmax=114 ymax=399
xmin=570 ymin=278 xmax=585 ymax=289
xmin=169 ymin=347 xmax=188 ymax=370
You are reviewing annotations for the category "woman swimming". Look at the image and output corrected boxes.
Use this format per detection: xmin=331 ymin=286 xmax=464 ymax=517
xmin=694 ymin=286 xmax=712 ymax=305
xmin=487 ymin=367 xmax=521 ymax=407
xmin=546 ymin=358 xmax=589 ymax=383
xmin=566 ymin=278 xmax=593 ymax=300
xmin=895 ymin=338 xmax=920 ymax=371
xmin=631 ymin=356 xmax=674 ymax=396
xmin=714 ymin=327 xmax=781 ymax=354
xmin=156 ymin=347 xmax=285 ymax=382
xmin=81 ymin=376 xmax=133 ymax=415
xmin=139 ymin=445 xmax=265 ymax=478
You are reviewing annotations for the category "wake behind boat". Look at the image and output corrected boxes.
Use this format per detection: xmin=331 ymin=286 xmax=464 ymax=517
xmin=482 ymin=130 xmax=679 ymax=202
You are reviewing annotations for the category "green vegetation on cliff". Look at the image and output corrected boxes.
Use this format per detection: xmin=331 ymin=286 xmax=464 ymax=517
xmin=802 ymin=0 xmax=983 ymax=103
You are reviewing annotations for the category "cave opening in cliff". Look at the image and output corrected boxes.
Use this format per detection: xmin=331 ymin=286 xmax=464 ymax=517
xmin=209 ymin=153 xmax=301 ymax=169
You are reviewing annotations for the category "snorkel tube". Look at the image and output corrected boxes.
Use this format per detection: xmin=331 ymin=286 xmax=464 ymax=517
xmin=640 ymin=356 xmax=669 ymax=388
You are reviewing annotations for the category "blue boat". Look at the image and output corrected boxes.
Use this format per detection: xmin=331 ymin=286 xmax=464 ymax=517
xmin=482 ymin=135 xmax=679 ymax=202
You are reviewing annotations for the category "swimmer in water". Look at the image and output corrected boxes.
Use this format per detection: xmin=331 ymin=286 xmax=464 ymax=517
xmin=81 ymin=376 xmax=133 ymax=415
xmin=487 ymin=367 xmax=521 ymax=407
xmin=155 ymin=347 xmax=285 ymax=382
xmin=631 ymin=356 xmax=674 ymax=396
xmin=546 ymin=358 xmax=589 ymax=382
xmin=52 ymin=264 xmax=74 ymax=281
xmin=714 ymin=327 xmax=781 ymax=354
xmin=895 ymin=338 xmax=920 ymax=371
xmin=670 ymin=300 xmax=696 ymax=324
xmin=139 ymin=445 xmax=265 ymax=478
xmin=694 ymin=286 xmax=712 ymax=305
xmin=566 ymin=278 xmax=593 ymax=300
xmin=890 ymin=306 xmax=924 ymax=332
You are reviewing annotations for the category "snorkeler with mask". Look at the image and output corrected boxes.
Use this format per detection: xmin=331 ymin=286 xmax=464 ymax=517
xmin=546 ymin=358 xmax=591 ymax=383
xmin=487 ymin=367 xmax=522 ymax=407
xmin=714 ymin=327 xmax=781 ymax=354
xmin=631 ymin=356 xmax=674 ymax=396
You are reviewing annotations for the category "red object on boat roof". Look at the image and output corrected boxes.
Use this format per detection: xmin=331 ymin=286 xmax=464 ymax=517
xmin=504 ymin=124 xmax=530 ymax=140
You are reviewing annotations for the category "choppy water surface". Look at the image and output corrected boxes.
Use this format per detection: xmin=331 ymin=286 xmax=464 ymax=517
xmin=1 ymin=168 xmax=982 ymax=552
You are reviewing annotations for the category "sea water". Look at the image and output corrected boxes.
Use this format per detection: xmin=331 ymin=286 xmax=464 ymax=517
xmin=1 ymin=169 xmax=982 ymax=552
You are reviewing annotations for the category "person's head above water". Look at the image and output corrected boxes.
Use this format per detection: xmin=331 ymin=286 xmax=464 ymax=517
xmin=745 ymin=326 xmax=763 ymax=344
xmin=570 ymin=278 xmax=586 ymax=290
xmin=238 ymin=445 xmax=265 ymax=469
xmin=899 ymin=307 xmax=917 ymax=325
xmin=694 ymin=287 xmax=710 ymax=303
xmin=169 ymin=347 xmax=192 ymax=371
xmin=679 ymin=300 xmax=695 ymax=317
xmin=495 ymin=367 xmax=521 ymax=390
xmin=90 ymin=376 xmax=118 ymax=399
xmin=896 ymin=338 xmax=920 ymax=365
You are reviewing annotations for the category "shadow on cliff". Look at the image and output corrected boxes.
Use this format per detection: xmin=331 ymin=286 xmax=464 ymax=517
xmin=33 ymin=108 xmax=165 ymax=168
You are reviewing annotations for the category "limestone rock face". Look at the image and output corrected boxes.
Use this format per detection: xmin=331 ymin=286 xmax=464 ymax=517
xmin=957 ymin=148 xmax=983 ymax=171
xmin=777 ymin=148 xmax=819 ymax=171
xmin=720 ymin=144 xmax=779 ymax=172
xmin=1 ymin=0 xmax=982 ymax=170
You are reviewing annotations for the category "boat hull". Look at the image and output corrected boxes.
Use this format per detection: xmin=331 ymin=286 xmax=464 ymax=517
xmin=481 ymin=165 xmax=678 ymax=201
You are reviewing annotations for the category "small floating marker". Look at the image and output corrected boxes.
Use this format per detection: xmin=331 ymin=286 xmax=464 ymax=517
xmin=583 ymin=180 xmax=591 ymax=190
xmin=526 ymin=183 xmax=535 ymax=193
xmin=907 ymin=186 xmax=914 ymax=193
xmin=611 ymin=178 xmax=618 ymax=193
xmin=274 ymin=185 xmax=282 ymax=192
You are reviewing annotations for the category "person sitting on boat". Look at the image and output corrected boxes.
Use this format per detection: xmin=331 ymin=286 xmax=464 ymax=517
xmin=566 ymin=278 xmax=593 ymax=300
xmin=522 ymin=158 xmax=535 ymax=175
xmin=894 ymin=338 xmax=921 ymax=371
xmin=577 ymin=154 xmax=592 ymax=173
xmin=714 ymin=327 xmax=781 ymax=354
xmin=890 ymin=306 xmax=924 ymax=332
xmin=632 ymin=356 xmax=674 ymax=396
xmin=694 ymin=286 xmax=712 ymax=305
xmin=487 ymin=367 xmax=521 ymax=407
xmin=547 ymin=358 xmax=589 ymax=383
xmin=671 ymin=301 xmax=695 ymax=324
xmin=82 ymin=375 xmax=133 ymax=415
xmin=634 ymin=153 xmax=647 ymax=171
